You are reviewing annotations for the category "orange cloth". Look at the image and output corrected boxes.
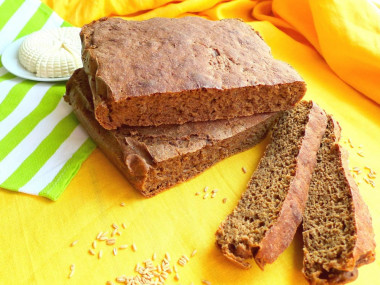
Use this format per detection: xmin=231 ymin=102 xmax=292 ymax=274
xmin=1 ymin=0 xmax=379 ymax=284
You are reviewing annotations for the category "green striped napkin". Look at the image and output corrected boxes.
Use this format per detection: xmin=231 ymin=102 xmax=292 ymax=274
xmin=0 ymin=0 xmax=95 ymax=200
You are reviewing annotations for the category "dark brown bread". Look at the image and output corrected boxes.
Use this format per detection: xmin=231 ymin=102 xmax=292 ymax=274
xmin=302 ymin=117 xmax=376 ymax=285
xmin=65 ymin=69 xmax=278 ymax=197
xmin=216 ymin=101 xmax=327 ymax=269
xmin=81 ymin=17 xmax=306 ymax=129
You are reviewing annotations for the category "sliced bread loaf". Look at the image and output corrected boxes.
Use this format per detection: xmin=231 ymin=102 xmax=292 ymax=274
xmin=81 ymin=17 xmax=306 ymax=129
xmin=216 ymin=101 xmax=328 ymax=269
xmin=65 ymin=69 xmax=278 ymax=197
xmin=302 ymin=117 xmax=375 ymax=284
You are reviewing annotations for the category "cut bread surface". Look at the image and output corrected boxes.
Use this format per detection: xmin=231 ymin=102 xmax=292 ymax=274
xmin=216 ymin=101 xmax=327 ymax=269
xmin=302 ymin=117 xmax=375 ymax=285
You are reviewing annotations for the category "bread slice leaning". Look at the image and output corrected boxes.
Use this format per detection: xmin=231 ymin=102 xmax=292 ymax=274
xmin=216 ymin=101 xmax=328 ymax=269
xmin=302 ymin=117 xmax=376 ymax=285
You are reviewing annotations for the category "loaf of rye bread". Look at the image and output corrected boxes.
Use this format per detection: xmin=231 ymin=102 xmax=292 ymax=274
xmin=215 ymin=101 xmax=328 ymax=269
xmin=81 ymin=17 xmax=306 ymax=129
xmin=65 ymin=69 xmax=279 ymax=197
xmin=302 ymin=117 xmax=375 ymax=285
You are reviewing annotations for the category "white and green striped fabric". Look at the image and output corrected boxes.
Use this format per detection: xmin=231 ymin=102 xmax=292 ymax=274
xmin=0 ymin=0 xmax=95 ymax=200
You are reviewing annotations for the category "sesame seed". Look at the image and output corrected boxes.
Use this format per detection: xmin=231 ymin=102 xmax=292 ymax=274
xmin=89 ymin=249 xmax=95 ymax=255
xmin=68 ymin=264 xmax=75 ymax=278
xmin=113 ymin=248 xmax=117 ymax=256
xmin=242 ymin=167 xmax=247 ymax=173
xmin=152 ymin=252 xmax=157 ymax=261
xmin=202 ymin=280 xmax=212 ymax=285
xmin=121 ymin=223 xmax=126 ymax=229
xmin=203 ymin=193 xmax=209 ymax=199
xmin=357 ymin=151 xmax=364 ymax=157
xmin=119 ymin=244 xmax=128 ymax=249
xmin=191 ymin=249 xmax=197 ymax=257
xmin=92 ymin=240 xmax=97 ymax=249
xmin=222 ymin=198 xmax=227 ymax=204
xmin=173 ymin=265 xmax=178 ymax=272
xmin=120 ymin=202 xmax=126 ymax=207
xmin=98 ymin=250 xmax=103 ymax=259
xmin=112 ymin=223 xmax=119 ymax=230
xmin=112 ymin=229 xmax=118 ymax=237
xmin=99 ymin=236 xmax=108 ymax=241
xmin=96 ymin=231 xmax=103 ymax=239
xmin=106 ymin=281 xmax=114 ymax=285
xmin=106 ymin=238 xmax=116 ymax=245
xmin=212 ymin=189 xmax=218 ymax=193
xmin=211 ymin=193 xmax=216 ymax=198
xmin=70 ymin=240 xmax=78 ymax=247
xmin=359 ymin=144 xmax=363 ymax=148
xmin=174 ymin=274 xmax=180 ymax=281
xmin=195 ymin=192 xmax=200 ymax=196
xmin=204 ymin=186 xmax=209 ymax=192
xmin=165 ymin=252 xmax=171 ymax=261
xmin=132 ymin=243 xmax=137 ymax=252
xmin=183 ymin=255 xmax=189 ymax=261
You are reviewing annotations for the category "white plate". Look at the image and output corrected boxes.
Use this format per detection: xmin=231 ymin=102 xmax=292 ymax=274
xmin=1 ymin=37 xmax=70 ymax=82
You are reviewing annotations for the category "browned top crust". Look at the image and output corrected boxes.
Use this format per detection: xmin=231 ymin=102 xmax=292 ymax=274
xmin=81 ymin=17 xmax=303 ymax=101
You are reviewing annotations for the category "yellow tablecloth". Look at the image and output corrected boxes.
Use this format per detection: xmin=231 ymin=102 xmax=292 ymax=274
xmin=1 ymin=0 xmax=379 ymax=284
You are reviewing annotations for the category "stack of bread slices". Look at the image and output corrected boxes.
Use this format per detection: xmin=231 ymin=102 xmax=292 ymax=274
xmin=65 ymin=16 xmax=375 ymax=284
xmin=65 ymin=16 xmax=306 ymax=197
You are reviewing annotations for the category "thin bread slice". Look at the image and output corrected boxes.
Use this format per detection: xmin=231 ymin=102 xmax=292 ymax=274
xmin=216 ymin=101 xmax=328 ymax=269
xmin=302 ymin=117 xmax=376 ymax=285
xmin=65 ymin=69 xmax=279 ymax=197
xmin=81 ymin=17 xmax=306 ymax=129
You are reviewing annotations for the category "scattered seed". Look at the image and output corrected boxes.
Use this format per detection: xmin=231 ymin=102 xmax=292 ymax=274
xmin=99 ymin=236 xmax=107 ymax=241
xmin=112 ymin=229 xmax=118 ymax=237
xmin=242 ymin=167 xmax=247 ymax=173
xmin=96 ymin=231 xmax=103 ymax=240
xmin=89 ymin=249 xmax=95 ymax=255
xmin=204 ymin=186 xmax=209 ymax=192
xmin=222 ymin=198 xmax=227 ymax=204
xmin=106 ymin=238 xmax=116 ymax=245
xmin=357 ymin=151 xmax=364 ymax=157
xmin=174 ymin=274 xmax=180 ymax=281
xmin=92 ymin=240 xmax=97 ymax=249
xmin=113 ymin=248 xmax=117 ymax=256
xmin=68 ymin=264 xmax=75 ymax=278
xmin=120 ymin=202 xmax=126 ymax=207
xmin=203 ymin=193 xmax=209 ymax=199
xmin=211 ymin=193 xmax=216 ymax=198
xmin=112 ymin=223 xmax=119 ymax=230
xmin=202 ymin=280 xmax=212 ymax=285
xmin=191 ymin=249 xmax=197 ymax=257
xmin=173 ymin=264 xmax=178 ymax=273
xmin=195 ymin=192 xmax=200 ymax=196
xmin=165 ymin=252 xmax=171 ymax=261
xmin=106 ymin=281 xmax=114 ymax=285
xmin=70 ymin=240 xmax=78 ymax=247
xmin=152 ymin=252 xmax=157 ymax=261
xmin=211 ymin=189 xmax=218 ymax=193
xmin=132 ymin=243 xmax=137 ymax=252
xmin=98 ymin=250 xmax=103 ymax=259
xmin=119 ymin=244 xmax=128 ymax=250
xmin=116 ymin=276 xmax=126 ymax=283
xmin=121 ymin=223 xmax=126 ymax=229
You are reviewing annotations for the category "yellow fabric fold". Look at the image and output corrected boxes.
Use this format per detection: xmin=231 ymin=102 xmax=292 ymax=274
xmin=2 ymin=0 xmax=379 ymax=284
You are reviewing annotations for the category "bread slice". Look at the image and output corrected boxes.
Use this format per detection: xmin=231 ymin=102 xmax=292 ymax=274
xmin=81 ymin=17 xmax=306 ymax=129
xmin=302 ymin=117 xmax=376 ymax=285
xmin=216 ymin=101 xmax=328 ymax=269
xmin=65 ymin=69 xmax=279 ymax=197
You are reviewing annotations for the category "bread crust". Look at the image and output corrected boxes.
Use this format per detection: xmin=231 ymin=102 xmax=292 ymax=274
xmin=81 ymin=17 xmax=305 ymax=129
xmin=65 ymin=69 xmax=278 ymax=197
xmin=216 ymin=101 xmax=328 ymax=269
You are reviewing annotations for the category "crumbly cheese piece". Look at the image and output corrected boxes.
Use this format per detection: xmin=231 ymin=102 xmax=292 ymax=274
xmin=18 ymin=27 xmax=82 ymax=78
